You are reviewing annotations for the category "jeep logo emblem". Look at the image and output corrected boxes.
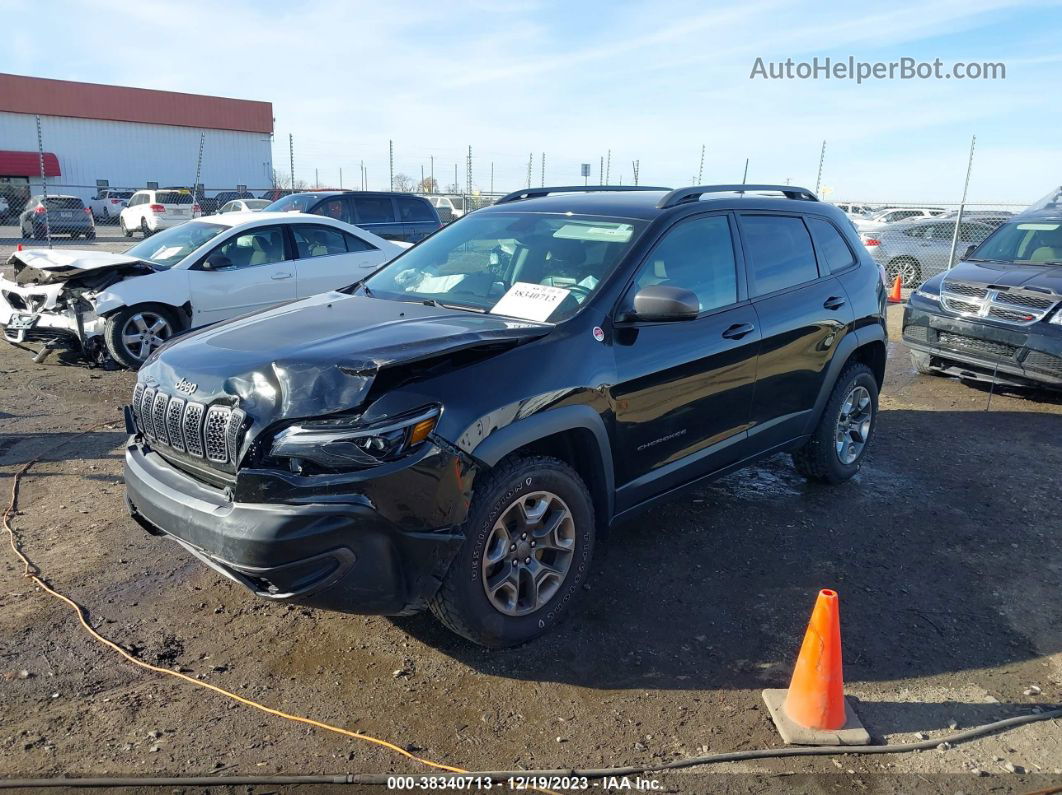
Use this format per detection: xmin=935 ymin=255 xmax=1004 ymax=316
xmin=175 ymin=378 xmax=198 ymax=395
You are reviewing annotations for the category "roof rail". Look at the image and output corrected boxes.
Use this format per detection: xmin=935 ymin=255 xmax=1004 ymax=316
xmin=495 ymin=185 xmax=671 ymax=205
xmin=657 ymin=184 xmax=818 ymax=209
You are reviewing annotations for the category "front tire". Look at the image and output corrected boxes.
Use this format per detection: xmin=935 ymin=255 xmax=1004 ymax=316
xmin=430 ymin=455 xmax=595 ymax=647
xmin=120 ymin=217 xmax=132 ymax=237
xmin=792 ymin=362 xmax=878 ymax=484
xmin=103 ymin=305 xmax=179 ymax=370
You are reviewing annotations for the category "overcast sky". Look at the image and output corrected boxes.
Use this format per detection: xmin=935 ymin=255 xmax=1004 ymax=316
xmin=4 ymin=0 xmax=1061 ymax=202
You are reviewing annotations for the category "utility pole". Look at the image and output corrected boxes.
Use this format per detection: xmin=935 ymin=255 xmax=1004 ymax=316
xmin=454 ymin=163 xmax=459 ymax=193
xmin=466 ymin=145 xmax=472 ymax=198
xmin=420 ymin=164 xmax=424 ymax=192
xmin=599 ymin=156 xmax=604 ymax=185
xmin=360 ymin=160 xmax=365 ymax=190
xmin=631 ymin=159 xmax=640 ymax=185
xmin=697 ymin=144 xmax=705 ymax=184
xmin=605 ymin=149 xmax=611 ymax=185
xmin=540 ymin=152 xmax=545 ymax=187
xmin=527 ymin=153 xmax=533 ymax=189
xmin=430 ymin=155 xmax=434 ymax=193
xmin=815 ymin=139 xmax=826 ymax=195
xmin=288 ymin=133 xmax=295 ymax=191
xmin=947 ymin=135 xmax=977 ymax=270
xmin=192 ymin=131 xmax=205 ymax=209
xmin=490 ymin=161 xmax=494 ymax=194
xmin=388 ymin=139 xmax=394 ymax=191
xmin=35 ymin=115 xmax=52 ymax=246
xmin=315 ymin=167 xmax=318 ymax=189
xmin=340 ymin=167 xmax=343 ymax=189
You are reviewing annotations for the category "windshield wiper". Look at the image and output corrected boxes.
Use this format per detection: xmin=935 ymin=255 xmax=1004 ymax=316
xmin=964 ymin=258 xmax=1010 ymax=264
xmin=420 ymin=297 xmax=487 ymax=313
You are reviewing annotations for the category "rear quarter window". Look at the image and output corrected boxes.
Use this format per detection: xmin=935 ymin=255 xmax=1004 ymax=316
xmin=806 ymin=217 xmax=856 ymax=273
xmin=397 ymin=196 xmax=436 ymax=222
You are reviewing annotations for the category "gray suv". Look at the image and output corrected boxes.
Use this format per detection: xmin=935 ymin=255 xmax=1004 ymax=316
xmin=263 ymin=191 xmax=441 ymax=243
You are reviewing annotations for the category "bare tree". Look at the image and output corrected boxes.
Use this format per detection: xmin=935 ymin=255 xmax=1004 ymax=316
xmin=445 ymin=182 xmax=461 ymax=194
xmin=272 ymin=169 xmax=308 ymax=190
xmin=392 ymin=173 xmax=415 ymax=192
xmin=417 ymin=176 xmax=438 ymax=194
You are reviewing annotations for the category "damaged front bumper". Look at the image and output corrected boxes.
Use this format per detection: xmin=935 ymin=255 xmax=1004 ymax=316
xmin=0 ymin=277 xmax=104 ymax=357
xmin=903 ymin=297 xmax=1062 ymax=388
xmin=123 ymin=428 xmax=475 ymax=615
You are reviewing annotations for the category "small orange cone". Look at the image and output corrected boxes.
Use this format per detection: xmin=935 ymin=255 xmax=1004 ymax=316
xmin=762 ymin=589 xmax=870 ymax=745
xmin=887 ymin=275 xmax=903 ymax=303
xmin=16 ymin=243 xmax=23 ymax=251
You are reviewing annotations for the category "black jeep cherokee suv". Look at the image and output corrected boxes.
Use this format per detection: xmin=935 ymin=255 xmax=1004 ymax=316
xmin=903 ymin=189 xmax=1062 ymax=390
xmin=123 ymin=184 xmax=887 ymax=647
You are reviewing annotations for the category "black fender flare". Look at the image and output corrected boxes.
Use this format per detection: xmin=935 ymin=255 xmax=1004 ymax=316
xmin=805 ymin=323 xmax=885 ymax=434
xmin=470 ymin=404 xmax=615 ymax=524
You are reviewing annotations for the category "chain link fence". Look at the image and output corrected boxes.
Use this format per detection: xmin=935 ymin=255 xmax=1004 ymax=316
xmin=832 ymin=201 xmax=1029 ymax=287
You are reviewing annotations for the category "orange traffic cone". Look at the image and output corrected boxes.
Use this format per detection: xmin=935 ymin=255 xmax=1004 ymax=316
xmin=887 ymin=275 xmax=903 ymax=303
xmin=762 ymin=589 xmax=870 ymax=745
xmin=16 ymin=243 xmax=22 ymax=251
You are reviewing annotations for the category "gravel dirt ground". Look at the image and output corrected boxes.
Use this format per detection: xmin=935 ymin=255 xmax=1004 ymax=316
xmin=1 ymin=239 xmax=1060 ymax=794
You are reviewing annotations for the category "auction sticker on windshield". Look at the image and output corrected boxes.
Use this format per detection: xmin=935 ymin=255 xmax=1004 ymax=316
xmin=490 ymin=282 xmax=570 ymax=322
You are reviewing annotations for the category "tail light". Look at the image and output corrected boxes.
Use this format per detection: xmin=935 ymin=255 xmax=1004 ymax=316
xmin=84 ymin=207 xmax=92 ymax=215
xmin=863 ymin=238 xmax=881 ymax=247
xmin=149 ymin=204 xmax=165 ymax=213
xmin=34 ymin=205 xmax=46 ymax=214
xmin=110 ymin=198 xmax=122 ymax=204
xmin=192 ymin=203 xmax=202 ymax=216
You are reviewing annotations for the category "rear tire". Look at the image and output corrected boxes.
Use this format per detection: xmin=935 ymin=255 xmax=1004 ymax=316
xmin=120 ymin=217 xmax=132 ymax=238
xmin=140 ymin=218 xmax=151 ymax=238
xmin=887 ymin=257 xmax=923 ymax=288
xmin=85 ymin=229 xmax=96 ymax=240
xmin=430 ymin=455 xmax=595 ymax=647
xmin=792 ymin=362 xmax=878 ymax=484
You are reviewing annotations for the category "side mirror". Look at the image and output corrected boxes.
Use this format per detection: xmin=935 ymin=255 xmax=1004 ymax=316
xmin=202 ymin=255 xmax=232 ymax=271
xmin=622 ymin=285 xmax=700 ymax=322
xmin=963 ymin=244 xmax=976 ymax=260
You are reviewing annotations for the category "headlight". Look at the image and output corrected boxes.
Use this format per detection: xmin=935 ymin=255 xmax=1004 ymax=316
xmin=913 ymin=286 xmax=940 ymax=303
xmin=270 ymin=407 xmax=439 ymax=472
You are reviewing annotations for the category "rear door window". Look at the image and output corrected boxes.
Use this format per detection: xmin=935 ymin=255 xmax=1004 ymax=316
xmin=292 ymin=224 xmax=350 ymax=258
xmin=354 ymin=196 xmax=396 ymax=224
xmin=397 ymin=196 xmax=436 ymax=222
xmin=739 ymin=214 xmax=820 ymax=296
xmin=806 ymin=217 xmax=856 ymax=273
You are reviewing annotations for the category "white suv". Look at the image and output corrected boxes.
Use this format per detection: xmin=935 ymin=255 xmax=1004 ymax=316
xmin=88 ymin=189 xmax=135 ymax=222
xmin=120 ymin=189 xmax=201 ymax=237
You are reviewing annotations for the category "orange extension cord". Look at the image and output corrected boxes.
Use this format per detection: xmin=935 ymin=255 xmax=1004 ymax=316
xmin=3 ymin=423 xmax=555 ymax=792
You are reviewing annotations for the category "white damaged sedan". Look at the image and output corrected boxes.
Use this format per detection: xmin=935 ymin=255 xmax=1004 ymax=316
xmin=0 ymin=212 xmax=406 ymax=368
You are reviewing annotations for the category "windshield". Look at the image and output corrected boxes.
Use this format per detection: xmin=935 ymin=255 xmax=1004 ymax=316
xmin=124 ymin=222 xmax=227 ymax=269
xmin=363 ymin=212 xmax=645 ymax=322
xmin=265 ymin=193 xmax=337 ymax=213
xmin=972 ymin=220 xmax=1062 ymax=264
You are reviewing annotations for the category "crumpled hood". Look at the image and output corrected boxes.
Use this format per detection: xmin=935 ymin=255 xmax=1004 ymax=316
xmin=140 ymin=292 xmax=552 ymax=436
xmin=948 ymin=260 xmax=1062 ymax=296
xmin=8 ymin=249 xmax=153 ymax=286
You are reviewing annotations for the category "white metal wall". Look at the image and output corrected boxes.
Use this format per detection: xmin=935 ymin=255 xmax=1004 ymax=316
xmin=0 ymin=111 xmax=273 ymax=200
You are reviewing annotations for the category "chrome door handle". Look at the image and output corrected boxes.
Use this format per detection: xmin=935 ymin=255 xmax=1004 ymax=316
xmin=823 ymin=296 xmax=847 ymax=310
xmin=272 ymin=272 xmax=293 ymax=280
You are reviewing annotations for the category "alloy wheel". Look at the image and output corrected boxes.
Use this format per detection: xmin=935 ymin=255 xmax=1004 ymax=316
xmin=835 ymin=385 xmax=873 ymax=465
xmin=120 ymin=311 xmax=173 ymax=362
xmin=887 ymin=259 xmax=920 ymax=288
xmin=481 ymin=490 xmax=576 ymax=616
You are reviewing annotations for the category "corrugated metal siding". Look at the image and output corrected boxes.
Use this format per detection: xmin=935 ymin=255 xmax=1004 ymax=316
xmin=0 ymin=73 xmax=273 ymax=134
xmin=0 ymin=112 xmax=273 ymax=201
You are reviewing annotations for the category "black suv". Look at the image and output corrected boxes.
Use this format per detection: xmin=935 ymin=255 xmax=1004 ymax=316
xmin=263 ymin=191 xmax=441 ymax=243
xmin=123 ymin=184 xmax=887 ymax=647
xmin=904 ymin=189 xmax=1062 ymax=390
